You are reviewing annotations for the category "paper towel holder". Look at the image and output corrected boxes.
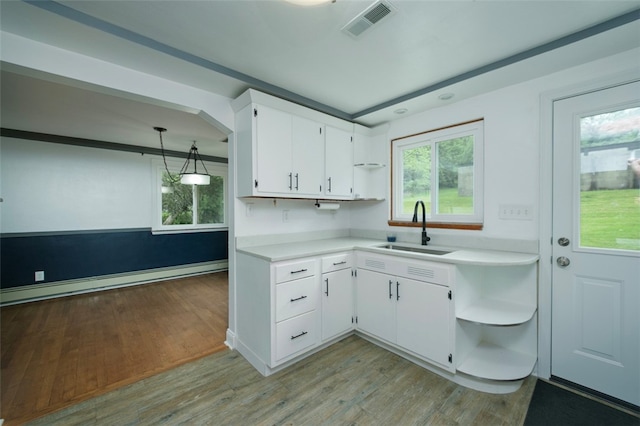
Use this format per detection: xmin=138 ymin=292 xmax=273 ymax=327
xmin=315 ymin=200 xmax=340 ymax=210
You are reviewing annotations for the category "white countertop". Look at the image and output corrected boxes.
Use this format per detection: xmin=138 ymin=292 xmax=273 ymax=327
xmin=237 ymin=237 xmax=539 ymax=266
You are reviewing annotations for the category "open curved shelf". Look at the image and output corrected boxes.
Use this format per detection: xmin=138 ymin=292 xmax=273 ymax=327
xmin=457 ymin=299 xmax=536 ymax=325
xmin=456 ymin=341 xmax=536 ymax=380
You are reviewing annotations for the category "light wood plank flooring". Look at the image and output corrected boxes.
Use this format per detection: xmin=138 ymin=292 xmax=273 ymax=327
xmin=26 ymin=334 xmax=537 ymax=425
xmin=1 ymin=272 xmax=229 ymax=425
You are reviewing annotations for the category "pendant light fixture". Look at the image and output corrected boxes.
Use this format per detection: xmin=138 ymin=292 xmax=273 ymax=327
xmin=154 ymin=126 xmax=210 ymax=185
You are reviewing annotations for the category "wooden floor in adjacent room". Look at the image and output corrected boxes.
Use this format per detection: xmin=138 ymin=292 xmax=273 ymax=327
xmin=0 ymin=271 xmax=229 ymax=425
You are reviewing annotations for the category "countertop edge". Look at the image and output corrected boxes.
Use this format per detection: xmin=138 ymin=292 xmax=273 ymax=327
xmin=236 ymin=238 xmax=539 ymax=265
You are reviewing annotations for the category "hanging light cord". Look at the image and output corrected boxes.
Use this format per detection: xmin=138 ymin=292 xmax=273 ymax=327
xmin=155 ymin=127 xmax=180 ymax=184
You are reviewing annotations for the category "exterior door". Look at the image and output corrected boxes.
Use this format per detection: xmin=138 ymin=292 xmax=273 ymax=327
xmin=551 ymin=80 xmax=640 ymax=407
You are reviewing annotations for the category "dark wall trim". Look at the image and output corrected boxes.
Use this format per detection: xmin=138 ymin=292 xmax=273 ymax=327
xmin=1 ymin=128 xmax=228 ymax=164
xmin=21 ymin=0 xmax=640 ymax=121
xmin=1 ymin=229 xmax=229 ymax=289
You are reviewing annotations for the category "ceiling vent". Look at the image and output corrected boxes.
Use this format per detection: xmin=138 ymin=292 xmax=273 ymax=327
xmin=342 ymin=0 xmax=396 ymax=38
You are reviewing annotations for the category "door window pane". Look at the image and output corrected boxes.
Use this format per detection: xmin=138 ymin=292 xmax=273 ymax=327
xmin=579 ymin=107 xmax=640 ymax=251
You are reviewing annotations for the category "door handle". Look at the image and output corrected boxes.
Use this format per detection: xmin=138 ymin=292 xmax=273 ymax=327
xmin=556 ymin=256 xmax=571 ymax=267
xmin=558 ymin=237 xmax=570 ymax=246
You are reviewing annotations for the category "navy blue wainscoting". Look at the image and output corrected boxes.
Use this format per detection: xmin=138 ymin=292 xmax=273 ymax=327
xmin=0 ymin=229 xmax=228 ymax=289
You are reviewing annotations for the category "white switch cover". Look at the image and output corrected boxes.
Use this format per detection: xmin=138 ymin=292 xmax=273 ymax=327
xmin=282 ymin=210 xmax=290 ymax=222
xmin=499 ymin=204 xmax=533 ymax=220
xmin=245 ymin=202 xmax=254 ymax=217
xmin=35 ymin=271 xmax=45 ymax=282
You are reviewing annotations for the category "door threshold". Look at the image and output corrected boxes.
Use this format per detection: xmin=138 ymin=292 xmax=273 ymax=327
xmin=550 ymin=375 xmax=639 ymax=416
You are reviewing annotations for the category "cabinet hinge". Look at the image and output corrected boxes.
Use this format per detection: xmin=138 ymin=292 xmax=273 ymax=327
xmin=448 ymin=354 xmax=453 ymax=363
xmin=254 ymin=179 xmax=258 ymax=188
xmin=448 ymin=290 xmax=452 ymax=300
xmin=254 ymin=108 xmax=257 ymax=117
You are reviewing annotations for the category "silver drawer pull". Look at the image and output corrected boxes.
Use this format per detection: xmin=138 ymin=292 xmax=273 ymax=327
xmin=291 ymin=331 xmax=308 ymax=340
xmin=290 ymin=295 xmax=307 ymax=302
xmin=332 ymin=261 xmax=347 ymax=266
xmin=290 ymin=268 xmax=308 ymax=274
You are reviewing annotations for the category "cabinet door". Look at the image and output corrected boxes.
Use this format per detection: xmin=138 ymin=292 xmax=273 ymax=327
xmin=355 ymin=269 xmax=395 ymax=343
xmin=396 ymin=278 xmax=452 ymax=369
xmin=325 ymin=126 xmax=354 ymax=198
xmin=292 ymin=116 xmax=323 ymax=196
xmin=321 ymin=268 xmax=353 ymax=341
xmin=255 ymin=105 xmax=292 ymax=194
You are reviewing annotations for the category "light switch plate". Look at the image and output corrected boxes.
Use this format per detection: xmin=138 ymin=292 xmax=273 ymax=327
xmin=499 ymin=204 xmax=533 ymax=220
xmin=35 ymin=271 xmax=45 ymax=282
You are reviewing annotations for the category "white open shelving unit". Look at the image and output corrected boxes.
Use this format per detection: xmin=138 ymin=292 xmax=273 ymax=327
xmin=454 ymin=259 xmax=538 ymax=383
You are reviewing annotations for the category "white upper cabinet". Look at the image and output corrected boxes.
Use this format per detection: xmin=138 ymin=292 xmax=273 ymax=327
xmin=233 ymin=89 xmax=356 ymax=200
xmin=255 ymin=105 xmax=293 ymax=195
xmin=324 ymin=126 xmax=353 ymax=199
xmin=292 ymin=116 xmax=324 ymax=196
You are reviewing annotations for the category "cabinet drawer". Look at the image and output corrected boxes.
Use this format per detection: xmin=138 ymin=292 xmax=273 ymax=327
xmin=275 ymin=275 xmax=318 ymax=322
xmin=275 ymin=259 xmax=316 ymax=283
xmin=322 ymin=252 xmax=353 ymax=273
xmin=275 ymin=311 xmax=317 ymax=361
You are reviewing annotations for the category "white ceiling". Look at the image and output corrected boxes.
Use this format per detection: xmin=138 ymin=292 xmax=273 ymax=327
xmin=1 ymin=0 xmax=639 ymax=157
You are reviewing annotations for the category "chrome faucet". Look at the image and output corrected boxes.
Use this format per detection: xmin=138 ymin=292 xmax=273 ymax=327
xmin=412 ymin=200 xmax=431 ymax=245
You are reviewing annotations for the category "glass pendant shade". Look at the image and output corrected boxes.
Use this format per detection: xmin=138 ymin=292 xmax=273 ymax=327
xmin=180 ymin=173 xmax=210 ymax=185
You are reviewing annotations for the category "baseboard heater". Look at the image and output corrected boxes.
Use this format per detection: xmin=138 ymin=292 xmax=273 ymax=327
xmin=0 ymin=260 xmax=228 ymax=305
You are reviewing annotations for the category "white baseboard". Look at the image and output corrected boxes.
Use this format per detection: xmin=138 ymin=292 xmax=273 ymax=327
xmin=225 ymin=328 xmax=236 ymax=350
xmin=0 ymin=260 xmax=228 ymax=305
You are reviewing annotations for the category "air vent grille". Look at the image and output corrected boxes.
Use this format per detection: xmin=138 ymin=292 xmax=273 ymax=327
xmin=342 ymin=1 xmax=396 ymax=38
xmin=407 ymin=266 xmax=435 ymax=279
xmin=364 ymin=2 xmax=392 ymax=24
xmin=365 ymin=259 xmax=386 ymax=270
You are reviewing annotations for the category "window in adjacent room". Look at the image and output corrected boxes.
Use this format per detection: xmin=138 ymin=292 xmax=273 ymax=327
xmin=154 ymin=159 xmax=227 ymax=233
xmin=390 ymin=119 xmax=484 ymax=229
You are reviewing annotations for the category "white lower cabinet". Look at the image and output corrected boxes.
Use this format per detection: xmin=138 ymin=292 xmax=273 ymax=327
xmin=236 ymin=244 xmax=538 ymax=392
xmin=321 ymin=252 xmax=355 ymax=341
xmin=356 ymin=253 xmax=455 ymax=372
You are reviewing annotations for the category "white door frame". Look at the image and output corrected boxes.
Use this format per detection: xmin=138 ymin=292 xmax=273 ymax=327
xmin=538 ymin=69 xmax=640 ymax=380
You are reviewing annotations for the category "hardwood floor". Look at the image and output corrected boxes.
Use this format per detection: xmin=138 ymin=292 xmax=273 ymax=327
xmin=1 ymin=272 xmax=229 ymax=425
xmin=25 ymin=335 xmax=537 ymax=425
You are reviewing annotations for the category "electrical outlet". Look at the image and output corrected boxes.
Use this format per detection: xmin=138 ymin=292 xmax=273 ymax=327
xmin=499 ymin=204 xmax=533 ymax=220
xmin=282 ymin=209 xmax=290 ymax=222
xmin=35 ymin=271 xmax=45 ymax=282
xmin=246 ymin=202 xmax=254 ymax=217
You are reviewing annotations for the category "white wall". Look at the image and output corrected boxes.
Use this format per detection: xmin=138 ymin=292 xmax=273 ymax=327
xmin=234 ymin=197 xmax=351 ymax=240
xmin=354 ymin=48 xmax=640 ymax=248
xmin=0 ymin=137 xmax=152 ymax=233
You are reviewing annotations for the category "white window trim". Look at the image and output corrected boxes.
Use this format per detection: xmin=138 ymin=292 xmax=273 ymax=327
xmin=392 ymin=120 xmax=484 ymax=224
xmin=152 ymin=158 xmax=228 ymax=234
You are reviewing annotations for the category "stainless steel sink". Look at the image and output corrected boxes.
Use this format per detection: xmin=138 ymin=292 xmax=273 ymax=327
xmin=383 ymin=244 xmax=452 ymax=256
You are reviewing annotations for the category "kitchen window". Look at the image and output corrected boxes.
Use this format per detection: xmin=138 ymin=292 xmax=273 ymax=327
xmin=153 ymin=159 xmax=227 ymax=233
xmin=390 ymin=119 xmax=484 ymax=229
